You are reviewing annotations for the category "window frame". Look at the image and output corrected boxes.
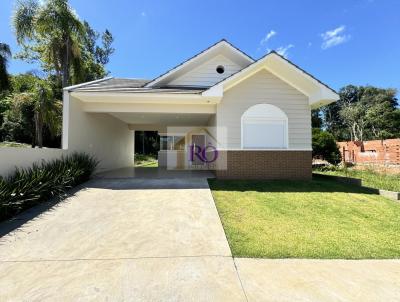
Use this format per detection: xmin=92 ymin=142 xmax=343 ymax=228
xmin=241 ymin=104 xmax=289 ymax=150
xmin=159 ymin=135 xmax=186 ymax=151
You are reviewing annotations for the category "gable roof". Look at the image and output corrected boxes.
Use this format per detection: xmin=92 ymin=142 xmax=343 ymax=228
xmin=144 ymin=39 xmax=255 ymax=88
xmin=65 ymin=40 xmax=338 ymax=107
xmin=202 ymin=50 xmax=339 ymax=107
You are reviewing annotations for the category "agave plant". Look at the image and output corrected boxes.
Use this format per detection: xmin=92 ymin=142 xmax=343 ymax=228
xmin=0 ymin=152 xmax=98 ymax=221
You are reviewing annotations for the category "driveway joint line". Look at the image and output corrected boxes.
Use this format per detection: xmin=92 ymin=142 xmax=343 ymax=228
xmin=233 ymin=257 xmax=249 ymax=302
xmin=0 ymin=254 xmax=233 ymax=263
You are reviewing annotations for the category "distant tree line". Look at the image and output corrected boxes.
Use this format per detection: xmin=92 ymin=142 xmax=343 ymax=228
xmin=313 ymin=85 xmax=400 ymax=141
xmin=0 ymin=0 xmax=114 ymax=147
xmin=312 ymin=85 xmax=399 ymax=164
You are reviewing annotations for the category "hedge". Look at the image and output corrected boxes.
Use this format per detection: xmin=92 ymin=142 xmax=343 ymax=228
xmin=0 ymin=152 xmax=98 ymax=221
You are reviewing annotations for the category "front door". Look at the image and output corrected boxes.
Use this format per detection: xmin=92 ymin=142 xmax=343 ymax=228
xmin=191 ymin=134 xmax=206 ymax=166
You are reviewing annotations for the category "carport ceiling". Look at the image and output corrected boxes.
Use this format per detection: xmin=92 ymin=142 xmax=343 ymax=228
xmin=109 ymin=112 xmax=213 ymax=126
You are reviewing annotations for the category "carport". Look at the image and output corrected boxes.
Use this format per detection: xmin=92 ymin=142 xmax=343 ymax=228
xmin=62 ymin=78 xmax=220 ymax=173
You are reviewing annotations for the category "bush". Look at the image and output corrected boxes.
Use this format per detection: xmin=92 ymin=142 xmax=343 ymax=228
xmin=312 ymin=128 xmax=341 ymax=164
xmin=0 ymin=152 xmax=98 ymax=221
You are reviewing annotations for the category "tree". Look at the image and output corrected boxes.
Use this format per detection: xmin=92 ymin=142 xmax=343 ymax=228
xmin=322 ymin=85 xmax=359 ymax=140
xmin=312 ymin=128 xmax=341 ymax=164
xmin=72 ymin=21 xmax=115 ymax=83
xmin=311 ymin=109 xmax=322 ymax=128
xmin=32 ymin=82 xmax=62 ymax=147
xmin=12 ymin=0 xmax=113 ymax=88
xmin=0 ymin=75 xmax=61 ymax=147
xmin=322 ymin=85 xmax=399 ymax=141
xmin=0 ymin=43 xmax=11 ymax=92
xmin=339 ymin=101 xmax=366 ymax=141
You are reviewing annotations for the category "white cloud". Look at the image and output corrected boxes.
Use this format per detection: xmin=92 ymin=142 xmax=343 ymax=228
xmin=320 ymin=25 xmax=351 ymax=49
xmin=276 ymin=44 xmax=294 ymax=58
xmin=141 ymin=11 xmax=146 ymax=17
xmin=260 ymin=30 xmax=277 ymax=46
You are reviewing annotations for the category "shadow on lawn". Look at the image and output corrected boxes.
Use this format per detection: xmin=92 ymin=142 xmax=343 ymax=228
xmin=208 ymin=175 xmax=378 ymax=195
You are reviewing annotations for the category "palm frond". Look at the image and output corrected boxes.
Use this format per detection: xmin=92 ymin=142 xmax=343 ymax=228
xmin=13 ymin=0 xmax=39 ymax=43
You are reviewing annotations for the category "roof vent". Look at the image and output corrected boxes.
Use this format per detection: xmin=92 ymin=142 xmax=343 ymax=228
xmin=216 ymin=65 xmax=225 ymax=74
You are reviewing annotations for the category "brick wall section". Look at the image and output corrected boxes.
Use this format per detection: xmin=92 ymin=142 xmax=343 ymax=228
xmin=214 ymin=150 xmax=312 ymax=180
xmin=338 ymin=139 xmax=400 ymax=165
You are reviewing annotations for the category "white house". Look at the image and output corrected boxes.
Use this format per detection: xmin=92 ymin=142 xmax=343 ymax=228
xmin=62 ymin=39 xmax=338 ymax=179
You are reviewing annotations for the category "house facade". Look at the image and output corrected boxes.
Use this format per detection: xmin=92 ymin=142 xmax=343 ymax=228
xmin=62 ymin=40 xmax=338 ymax=179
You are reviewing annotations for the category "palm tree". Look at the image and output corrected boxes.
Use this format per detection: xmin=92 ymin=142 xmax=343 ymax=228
xmin=32 ymin=83 xmax=61 ymax=147
xmin=13 ymin=0 xmax=84 ymax=87
xmin=10 ymin=81 xmax=61 ymax=148
xmin=0 ymin=43 xmax=11 ymax=92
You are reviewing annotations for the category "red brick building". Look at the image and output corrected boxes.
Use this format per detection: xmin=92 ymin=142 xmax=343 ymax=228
xmin=338 ymin=139 xmax=400 ymax=165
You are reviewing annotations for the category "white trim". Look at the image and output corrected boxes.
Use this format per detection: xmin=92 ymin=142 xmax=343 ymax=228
xmin=201 ymin=52 xmax=339 ymax=107
xmin=63 ymin=77 xmax=113 ymax=91
xmin=144 ymin=40 xmax=254 ymax=88
xmin=241 ymin=104 xmax=289 ymax=150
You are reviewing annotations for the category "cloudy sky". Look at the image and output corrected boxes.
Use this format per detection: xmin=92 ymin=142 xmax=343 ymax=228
xmin=1 ymin=0 xmax=399 ymax=93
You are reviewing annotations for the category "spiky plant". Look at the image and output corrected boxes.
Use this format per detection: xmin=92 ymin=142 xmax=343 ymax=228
xmin=0 ymin=152 xmax=98 ymax=221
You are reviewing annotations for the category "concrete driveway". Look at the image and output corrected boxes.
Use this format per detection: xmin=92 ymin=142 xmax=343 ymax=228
xmin=0 ymin=177 xmax=246 ymax=301
xmin=1 ymin=174 xmax=399 ymax=301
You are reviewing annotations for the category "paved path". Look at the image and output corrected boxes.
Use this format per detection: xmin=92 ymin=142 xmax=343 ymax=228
xmin=1 ymin=177 xmax=399 ymax=301
xmin=0 ymin=178 xmax=245 ymax=301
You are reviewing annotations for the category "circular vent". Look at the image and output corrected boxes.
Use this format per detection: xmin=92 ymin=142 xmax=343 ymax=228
xmin=216 ymin=65 xmax=225 ymax=74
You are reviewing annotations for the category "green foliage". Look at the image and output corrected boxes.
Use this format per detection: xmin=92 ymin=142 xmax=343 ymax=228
xmin=72 ymin=21 xmax=115 ymax=83
xmin=0 ymin=43 xmax=12 ymax=92
xmin=134 ymin=153 xmax=158 ymax=167
xmin=312 ymin=128 xmax=341 ymax=164
xmin=0 ymin=92 xmax=35 ymax=144
xmin=322 ymin=85 xmax=399 ymax=141
xmin=0 ymin=152 xmax=98 ymax=221
xmin=311 ymin=109 xmax=322 ymax=128
xmin=13 ymin=0 xmax=114 ymax=87
xmin=0 ymin=74 xmax=62 ymax=147
xmin=314 ymin=167 xmax=400 ymax=192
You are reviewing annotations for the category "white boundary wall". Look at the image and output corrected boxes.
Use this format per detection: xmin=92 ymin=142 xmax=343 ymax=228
xmin=0 ymin=147 xmax=69 ymax=178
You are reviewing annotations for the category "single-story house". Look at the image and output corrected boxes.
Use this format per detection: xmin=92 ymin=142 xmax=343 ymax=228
xmin=63 ymin=39 xmax=338 ymax=179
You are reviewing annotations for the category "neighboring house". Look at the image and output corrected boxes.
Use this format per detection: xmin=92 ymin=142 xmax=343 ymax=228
xmin=63 ymin=39 xmax=338 ymax=179
xmin=338 ymin=139 xmax=400 ymax=166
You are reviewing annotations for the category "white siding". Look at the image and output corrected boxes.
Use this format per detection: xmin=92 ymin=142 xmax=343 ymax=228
xmin=169 ymin=55 xmax=242 ymax=87
xmin=216 ymin=69 xmax=311 ymax=149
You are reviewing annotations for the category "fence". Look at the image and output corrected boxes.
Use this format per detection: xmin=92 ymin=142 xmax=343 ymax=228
xmin=0 ymin=147 xmax=69 ymax=178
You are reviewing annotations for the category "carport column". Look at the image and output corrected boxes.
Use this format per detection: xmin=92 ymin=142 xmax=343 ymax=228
xmin=62 ymin=90 xmax=70 ymax=150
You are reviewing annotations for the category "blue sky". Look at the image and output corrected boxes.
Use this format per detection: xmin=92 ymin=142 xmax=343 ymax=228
xmin=1 ymin=0 xmax=399 ymax=94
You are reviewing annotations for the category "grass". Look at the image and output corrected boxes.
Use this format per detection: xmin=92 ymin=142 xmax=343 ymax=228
xmin=314 ymin=167 xmax=400 ymax=192
xmin=134 ymin=154 xmax=158 ymax=167
xmin=0 ymin=141 xmax=31 ymax=148
xmin=208 ymin=177 xmax=400 ymax=259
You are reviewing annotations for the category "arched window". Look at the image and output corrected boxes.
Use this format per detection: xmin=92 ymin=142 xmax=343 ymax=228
xmin=241 ymin=104 xmax=288 ymax=149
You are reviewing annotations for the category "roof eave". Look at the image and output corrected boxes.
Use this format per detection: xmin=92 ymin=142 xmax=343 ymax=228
xmin=63 ymin=77 xmax=114 ymax=92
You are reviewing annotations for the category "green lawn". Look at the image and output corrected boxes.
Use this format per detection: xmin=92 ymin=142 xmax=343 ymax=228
xmin=134 ymin=154 xmax=158 ymax=167
xmin=0 ymin=141 xmax=31 ymax=148
xmin=209 ymin=177 xmax=400 ymax=259
xmin=314 ymin=168 xmax=400 ymax=192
